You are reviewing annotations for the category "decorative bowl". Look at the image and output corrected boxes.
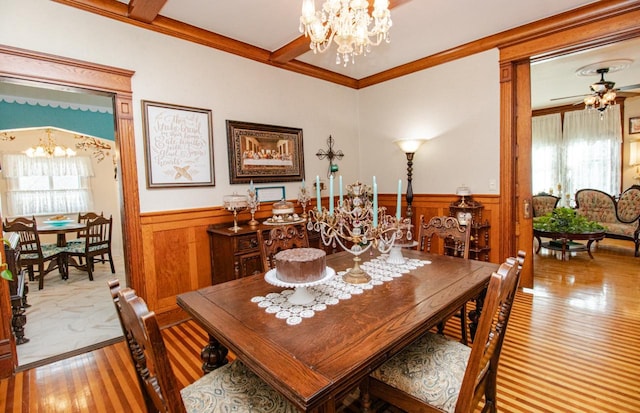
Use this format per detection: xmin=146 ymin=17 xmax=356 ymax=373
xmin=44 ymin=219 xmax=75 ymax=227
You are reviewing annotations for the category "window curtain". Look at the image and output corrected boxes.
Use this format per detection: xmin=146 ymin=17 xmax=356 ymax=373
xmin=532 ymin=113 xmax=563 ymax=196
xmin=2 ymin=154 xmax=94 ymax=217
xmin=563 ymin=106 xmax=622 ymax=198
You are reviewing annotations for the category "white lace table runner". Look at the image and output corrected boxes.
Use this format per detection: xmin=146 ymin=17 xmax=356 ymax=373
xmin=251 ymin=255 xmax=431 ymax=325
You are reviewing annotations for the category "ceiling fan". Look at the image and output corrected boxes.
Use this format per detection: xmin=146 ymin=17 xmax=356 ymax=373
xmin=551 ymin=64 xmax=640 ymax=110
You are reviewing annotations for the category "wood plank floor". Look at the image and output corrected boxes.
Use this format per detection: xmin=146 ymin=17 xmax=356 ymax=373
xmin=1 ymin=239 xmax=638 ymax=412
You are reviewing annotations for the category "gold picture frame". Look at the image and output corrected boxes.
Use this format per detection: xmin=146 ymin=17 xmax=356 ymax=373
xmin=226 ymin=120 xmax=304 ymax=184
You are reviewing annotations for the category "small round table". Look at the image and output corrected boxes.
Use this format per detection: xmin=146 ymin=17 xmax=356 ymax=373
xmin=534 ymin=229 xmax=605 ymax=260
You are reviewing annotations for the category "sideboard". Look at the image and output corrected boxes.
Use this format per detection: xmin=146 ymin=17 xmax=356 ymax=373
xmin=207 ymin=222 xmax=335 ymax=285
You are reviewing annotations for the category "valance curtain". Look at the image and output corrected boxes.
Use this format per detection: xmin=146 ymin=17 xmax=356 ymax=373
xmin=532 ymin=105 xmax=622 ymax=205
xmin=2 ymin=154 xmax=94 ymax=217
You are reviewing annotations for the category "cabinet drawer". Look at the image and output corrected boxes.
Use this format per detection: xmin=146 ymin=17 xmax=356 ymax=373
xmin=234 ymin=233 xmax=259 ymax=253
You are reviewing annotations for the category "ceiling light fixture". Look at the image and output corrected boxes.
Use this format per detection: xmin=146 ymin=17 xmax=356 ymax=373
xmin=25 ymin=128 xmax=76 ymax=157
xmin=583 ymin=68 xmax=617 ymax=112
xmin=300 ymin=0 xmax=392 ymax=67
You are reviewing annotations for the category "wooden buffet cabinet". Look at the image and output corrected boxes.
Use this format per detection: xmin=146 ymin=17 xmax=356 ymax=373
xmin=207 ymin=222 xmax=331 ymax=285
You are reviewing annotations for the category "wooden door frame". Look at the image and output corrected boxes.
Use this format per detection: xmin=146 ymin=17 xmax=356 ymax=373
xmin=0 ymin=47 xmax=145 ymax=357
xmin=499 ymin=9 xmax=640 ymax=288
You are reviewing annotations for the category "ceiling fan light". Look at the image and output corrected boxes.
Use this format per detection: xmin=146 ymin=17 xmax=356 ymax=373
xmin=603 ymin=90 xmax=616 ymax=102
xmin=584 ymin=95 xmax=597 ymax=107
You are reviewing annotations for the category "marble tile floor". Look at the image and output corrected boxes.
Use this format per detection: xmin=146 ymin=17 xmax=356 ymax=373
xmin=16 ymin=255 xmax=125 ymax=370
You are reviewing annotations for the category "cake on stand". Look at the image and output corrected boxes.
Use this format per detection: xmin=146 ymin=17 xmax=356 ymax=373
xmin=264 ymin=267 xmax=335 ymax=305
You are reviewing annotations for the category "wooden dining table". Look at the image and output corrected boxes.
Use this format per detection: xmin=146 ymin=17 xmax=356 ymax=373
xmin=177 ymin=249 xmax=498 ymax=412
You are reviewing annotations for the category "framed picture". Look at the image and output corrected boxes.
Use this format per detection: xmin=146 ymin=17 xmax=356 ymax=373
xmin=256 ymin=186 xmax=286 ymax=203
xmin=226 ymin=120 xmax=304 ymax=184
xmin=630 ymin=117 xmax=640 ymax=134
xmin=142 ymin=100 xmax=214 ymax=188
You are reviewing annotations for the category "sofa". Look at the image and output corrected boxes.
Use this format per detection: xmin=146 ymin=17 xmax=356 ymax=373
xmin=575 ymin=186 xmax=640 ymax=256
xmin=532 ymin=194 xmax=560 ymax=218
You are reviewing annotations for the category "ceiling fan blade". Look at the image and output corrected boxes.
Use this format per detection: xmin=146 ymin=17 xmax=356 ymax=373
xmin=550 ymin=93 xmax=589 ymax=101
xmin=617 ymin=83 xmax=640 ymax=91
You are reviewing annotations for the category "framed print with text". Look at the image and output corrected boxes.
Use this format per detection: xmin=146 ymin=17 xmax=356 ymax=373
xmin=142 ymin=100 xmax=214 ymax=188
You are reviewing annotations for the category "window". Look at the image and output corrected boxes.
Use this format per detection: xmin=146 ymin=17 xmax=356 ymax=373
xmin=532 ymin=105 xmax=622 ymax=204
xmin=2 ymin=154 xmax=94 ymax=217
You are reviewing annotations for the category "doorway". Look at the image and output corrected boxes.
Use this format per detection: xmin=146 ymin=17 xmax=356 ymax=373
xmin=0 ymin=45 xmax=142 ymax=375
xmin=498 ymin=10 xmax=640 ymax=288
xmin=0 ymin=81 xmax=127 ymax=368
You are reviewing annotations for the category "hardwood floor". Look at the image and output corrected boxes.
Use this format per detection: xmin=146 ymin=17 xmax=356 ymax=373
xmin=1 ymin=239 xmax=638 ymax=412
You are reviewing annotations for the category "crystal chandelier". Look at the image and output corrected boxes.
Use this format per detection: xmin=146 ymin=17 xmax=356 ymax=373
xmin=299 ymin=0 xmax=392 ymax=67
xmin=25 ymin=128 xmax=76 ymax=157
xmin=583 ymin=68 xmax=617 ymax=112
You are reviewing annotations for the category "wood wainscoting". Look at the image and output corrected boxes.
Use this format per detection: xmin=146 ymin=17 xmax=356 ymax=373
xmin=142 ymin=193 xmax=502 ymax=327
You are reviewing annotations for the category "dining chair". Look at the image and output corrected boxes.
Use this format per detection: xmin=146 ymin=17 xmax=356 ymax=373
xmin=3 ymin=216 xmax=66 ymax=290
xmin=365 ymin=252 xmax=525 ymax=413
xmin=67 ymin=211 xmax=104 ymax=264
xmin=258 ymin=224 xmax=310 ymax=270
xmin=65 ymin=215 xmax=115 ymax=280
xmin=107 ymin=279 xmax=298 ymax=413
xmin=417 ymin=215 xmax=472 ymax=344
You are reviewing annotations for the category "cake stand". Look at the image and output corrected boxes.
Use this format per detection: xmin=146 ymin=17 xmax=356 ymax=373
xmin=387 ymin=240 xmax=419 ymax=265
xmin=265 ymin=267 xmax=336 ymax=305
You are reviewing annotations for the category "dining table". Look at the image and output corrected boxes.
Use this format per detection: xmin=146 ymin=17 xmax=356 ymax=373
xmin=37 ymin=221 xmax=86 ymax=279
xmin=177 ymin=249 xmax=498 ymax=412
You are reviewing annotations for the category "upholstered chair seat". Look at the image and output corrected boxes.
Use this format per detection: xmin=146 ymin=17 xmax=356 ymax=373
xmin=369 ymin=333 xmax=471 ymax=413
xmin=181 ymin=359 xmax=297 ymax=413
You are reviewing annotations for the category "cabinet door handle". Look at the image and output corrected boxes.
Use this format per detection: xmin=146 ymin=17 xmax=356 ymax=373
xmin=524 ymin=199 xmax=531 ymax=219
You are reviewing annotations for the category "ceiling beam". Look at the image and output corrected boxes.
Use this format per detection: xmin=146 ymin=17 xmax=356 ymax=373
xmin=270 ymin=0 xmax=411 ymax=65
xmin=127 ymin=0 xmax=167 ymax=23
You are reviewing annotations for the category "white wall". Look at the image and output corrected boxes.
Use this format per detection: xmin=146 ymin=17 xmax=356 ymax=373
xmin=0 ymin=0 xmax=359 ymax=212
xmin=1 ymin=0 xmax=500 ymax=211
xmin=357 ymin=51 xmax=501 ymax=195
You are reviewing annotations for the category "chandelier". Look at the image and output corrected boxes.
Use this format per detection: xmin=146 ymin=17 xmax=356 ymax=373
xmin=583 ymin=68 xmax=617 ymax=112
xmin=25 ymin=128 xmax=76 ymax=157
xmin=299 ymin=0 xmax=392 ymax=67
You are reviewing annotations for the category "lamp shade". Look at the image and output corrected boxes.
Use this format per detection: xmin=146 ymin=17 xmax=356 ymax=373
xmin=630 ymin=141 xmax=640 ymax=166
xmin=394 ymin=138 xmax=427 ymax=153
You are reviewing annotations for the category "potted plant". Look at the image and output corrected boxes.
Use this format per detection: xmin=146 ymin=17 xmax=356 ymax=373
xmin=533 ymin=207 xmax=606 ymax=233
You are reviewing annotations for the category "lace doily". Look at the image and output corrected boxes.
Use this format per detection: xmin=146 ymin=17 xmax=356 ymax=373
xmin=251 ymin=255 xmax=431 ymax=325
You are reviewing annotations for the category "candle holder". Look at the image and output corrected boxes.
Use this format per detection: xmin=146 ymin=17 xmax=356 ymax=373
xmin=308 ymin=181 xmax=402 ymax=284
xmin=223 ymin=193 xmax=249 ymax=233
xmin=247 ymin=187 xmax=260 ymax=227
xmin=297 ymin=184 xmax=311 ymax=219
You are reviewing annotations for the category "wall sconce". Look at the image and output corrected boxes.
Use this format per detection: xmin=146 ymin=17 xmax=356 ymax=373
xmin=394 ymin=138 xmax=427 ymax=219
xmin=630 ymin=141 xmax=640 ymax=183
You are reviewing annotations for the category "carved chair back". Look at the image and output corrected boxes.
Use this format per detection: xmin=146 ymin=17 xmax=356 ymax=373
xmin=417 ymin=215 xmax=471 ymax=259
xmin=259 ymin=224 xmax=310 ymax=270
xmin=455 ymin=254 xmax=523 ymax=412
xmin=109 ymin=280 xmax=187 ymax=413
xmin=3 ymin=216 xmax=63 ymax=290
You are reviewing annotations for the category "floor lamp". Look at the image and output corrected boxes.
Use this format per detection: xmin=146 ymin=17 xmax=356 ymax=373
xmin=394 ymin=139 xmax=427 ymax=219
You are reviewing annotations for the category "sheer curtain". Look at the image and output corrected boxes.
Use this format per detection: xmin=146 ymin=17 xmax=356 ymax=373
xmin=563 ymin=105 xmax=622 ymax=198
xmin=532 ymin=113 xmax=563 ymax=195
xmin=2 ymin=154 xmax=94 ymax=217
